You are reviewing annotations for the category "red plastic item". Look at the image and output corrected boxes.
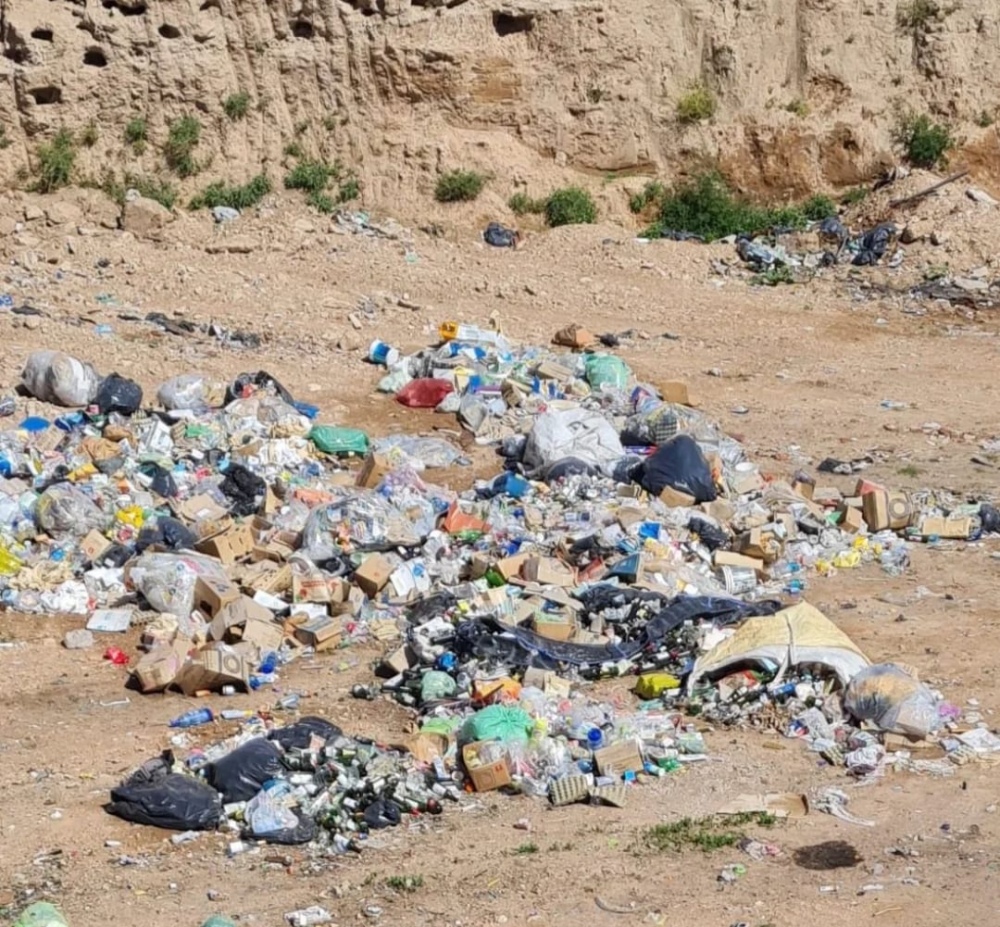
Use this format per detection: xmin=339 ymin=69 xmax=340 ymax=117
xmin=103 ymin=647 xmax=129 ymax=665
xmin=395 ymin=379 xmax=454 ymax=409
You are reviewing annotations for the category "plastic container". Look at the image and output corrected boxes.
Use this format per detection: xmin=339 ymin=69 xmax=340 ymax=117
xmin=369 ymin=340 xmax=401 ymax=367
xmin=169 ymin=707 xmax=214 ymax=729
xmin=438 ymin=321 xmax=505 ymax=347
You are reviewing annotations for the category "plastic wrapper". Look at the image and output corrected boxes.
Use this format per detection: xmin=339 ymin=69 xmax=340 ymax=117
xmin=373 ymin=435 xmax=462 ymax=470
xmin=205 ymin=737 xmax=285 ymax=804
xmin=226 ymin=370 xmax=296 ymax=405
xmin=300 ymin=491 xmax=422 ymax=559
xmin=129 ymin=551 xmax=226 ymax=615
xmin=105 ymin=772 xmax=222 ymax=831
xmin=843 ymin=663 xmax=941 ymax=738
xmin=421 ymin=670 xmax=458 ymax=701
xmin=36 ymin=484 xmax=109 ymax=536
xmin=157 ymin=374 xmax=220 ymax=411
xmin=21 ymin=350 xmax=99 ymax=407
xmin=95 ymin=374 xmax=143 ymax=415
xmin=244 ymin=789 xmax=300 ymax=836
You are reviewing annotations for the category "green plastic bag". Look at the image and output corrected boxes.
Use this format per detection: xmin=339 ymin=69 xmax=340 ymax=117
xmin=461 ymin=705 xmax=533 ymax=744
xmin=421 ymin=670 xmax=457 ymax=701
xmin=308 ymin=425 xmax=369 ymax=457
xmin=14 ymin=903 xmax=69 ymax=927
xmin=201 ymin=918 xmax=237 ymax=927
xmin=585 ymin=354 xmax=630 ymax=390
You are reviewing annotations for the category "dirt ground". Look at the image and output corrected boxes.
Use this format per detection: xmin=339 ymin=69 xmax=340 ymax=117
xmin=2 ymin=188 xmax=1000 ymax=927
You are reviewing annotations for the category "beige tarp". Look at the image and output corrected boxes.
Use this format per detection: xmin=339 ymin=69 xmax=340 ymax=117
xmin=686 ymin=601 xmax=870 ymax=692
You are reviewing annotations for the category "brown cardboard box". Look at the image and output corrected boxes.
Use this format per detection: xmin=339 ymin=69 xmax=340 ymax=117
xmin=861 ymin=490 xmax=890 ymax=531
xmin=701 ymin=499 xmax=735 ymax=523
xmin=813 ymin=487 xmax=843 ymax=507
xmin=174 ymin=646 xmax=251 ymax=696
xmin=353 ymin=554 xmax=393 ymax=598
xmin=838 ymin=506 xmax=865 ymax=534
xmin=291 ymin=614 xmax=343 ymax=650
xmin=240 ymin=617 xmax=286 ymax=652
xmin=888 ymin=491 xmax=914 ymax=530
xmin=729 ymin=469 xmax=764 ymax=496
xmin=81 ymin=529 xmax=112 ymax=563
xmin=377 ymin=643 xmax=419 ymax=677
xmin=497 ymin=552 xmax=531 ymax=580
xmin=292 ymin=573 xmax=334 ymax=604
xmin=462 ymin=741 xmax=512 ymax=792
xmin=659 ymin=486 xmax=697 ymax=508
xmin=177 ymin=493 xmax=229 ymax=524
xmin=919 ymin=516 xmax=972 ymax=539
xmin=356 ymin=452 xmax=392 ymax=489
xmin=791 ymin=479 xmax=815 ymax=501
xmin=197 ymin=522 xmax=255 ymax=565
xmin=713 ymin=550 xmax=765 ymax=573
xmin=521 ymin=556 xmax=576 ymax=587
xmin=193 ymin=575 xmax=241 ymax=618
xmin=737 ymin=528 xmax=781 ymax=563
xmin=660 ymin=380 xmax=692 ymax=406
xmin=209 ymin=595 xmax=275 ymax=642
xmin=533 ymin=613 xmax=576 ymax=641
xmin=593 ymin=740 xmax=643 ymax=776
xmin=240 ymin=561 xmax=292 ymax=595
xmin=133 ymin=640 xmax=190 ymax=693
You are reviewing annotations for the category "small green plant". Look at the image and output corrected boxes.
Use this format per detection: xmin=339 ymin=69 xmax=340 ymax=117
xmin=285 ymin=158 xmax=339 ymax=194
xmin=125 ymin=116 xmax=147 ymax=149
xmin=323 ymin=114 xmax=338 ymax=132
xmin=628 ymin=180 xmax=667 ymax=214
xmin=894 ymin=112 xmax=954 ymax=168
xmin=785 ymin=98 xmax=809 ymax=118
xmin=898 ymin=464 xmax=923 ymax=477
xmin=164 ymin=115 xmax=202 ymax=177
xmin=924 ymin=263 xmax=949 ymax=281
xmin=676 ymin=84 xmax=716 ymax=123
xmin=752 ymin=265 xmax=796 ymax=287
xmin=80 ymin=121 xmax=99 ymax=148
xmin=283 ymin=141 xmax=304 ymax=159
xmin=842 ymin=185 xmax=869 ymax=206
xmin=0 ymin=126 xmax=11 ymax=150
xmin=544 ymin=186 xmax=597 ymax=227
xmin=508 ymin=192 xmax=546 ymax=215
xmin=294 ymin=119 xmax=310 ymax=136
xmin=338 ymin=177 xmax=360 ymax=202
xmin=223 ymin=91 xmax=251 ymax=121
xmin=802 ymin=194 xmax=837 ymax=220
xmin=641 ymin=813 xmax=776 ymax=854
xmin=514 ymin=842 xmax=539 ymax=855
xmin=125 ymin=175 xmax=177 ymax=209
xmin=586 ymin=86 xmax=606 ymax=104
xmin=189 ymin=174 xmax=271 ymax=210
xmin=34 ymin=128 xmax=76 ymax=193
xmin=897 ymin=0 xmax=947 ymax=30
xmin=435 ymin=169 xmax=487 ymax=203
xmin=385 ymin=875 xmax=424 ymax=892
xmin=977 ymin=109 xmax=995 ymax=128
xmin=307 ymin=191 xmax=335 ymax=213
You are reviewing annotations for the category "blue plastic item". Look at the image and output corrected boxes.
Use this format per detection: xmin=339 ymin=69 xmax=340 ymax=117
xmin=20 ymin=417 xmax=49 ymax=433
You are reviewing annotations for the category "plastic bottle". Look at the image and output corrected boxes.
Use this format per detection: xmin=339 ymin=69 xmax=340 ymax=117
xmin=169 ymin=707 xmax=214 ymax=728
xmin=0 ymin=397 xmax=15 ymax=417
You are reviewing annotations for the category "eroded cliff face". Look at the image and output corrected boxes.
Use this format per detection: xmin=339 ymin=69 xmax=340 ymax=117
xmin=1 ymin=0 xmax=999 ymax=209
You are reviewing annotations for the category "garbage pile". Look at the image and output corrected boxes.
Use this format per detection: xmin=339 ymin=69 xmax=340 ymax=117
xmin=0 ymin=329 xmax=996 ymax=854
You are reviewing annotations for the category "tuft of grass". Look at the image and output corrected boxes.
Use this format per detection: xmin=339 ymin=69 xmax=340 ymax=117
xmin=894 ymin=112 xmax=954 ymax=169
xmin=125 ymin=116 xmax=147 ymax=154
xmin=802 ymin=193 xmax=837 ymax=221
xmin=0 ymin=125 xmax=10 ymax=150
xmin=641 ymin=813 xmax=776 ymax=854
xmin=508 ymin=192 xmax=546 ymax=215
xmin=223 ymin=91 xmax=251 ymax=121
xmin=586 ymin=86 xmax=606 ymax=104
xmin=898 ymin=464 xmax=923 ymax=477
xmin=189 ymin=174 xmax=271 ymax=210
xmin=283 ymin=141 xmax=304 ymax=159
xmin=285 ymin=158 xmax=340 ymax=194
xmin=337 ymin=177 xmax=360 ymax=203
xmin=676 ymin=84 xmax=716 ymax=124
xmin=751 ymin=265 xmax=795 ymax=287
xmin=80 ymin=121 xmax=100 ymax=148
xmin=897 ymin=0 xmax=952 ymax=30
xmin=120 ymin=174 xmax=177 ymax=210
xmin=385 ymin=874 xmax=424 ymax=892
xmin=514 ymin=842 xmax=539 ymax=855
xmin=977 ymin=110 xmax=995 ymax=128
xmin=164 ymin=115 xmax=202 ymax=177
xmin=629 ymin=180 xmax=667 ymax=214
xmin=785 ymin=98 xmax=810 ymax=118
xmin=323 ymin=114 xmax=338 ymax=132
xmin=294 ymin=120 xmax=310 ymax=136
xmin=842 ymin=185 xmax=869 ymax=206
xmin=544 ymin=186 xmax=597 ymax=227
xmin=34 ymin=129 xmax=76 ymax=193
xmin=435 ymin=169 xmax=487 ymax=203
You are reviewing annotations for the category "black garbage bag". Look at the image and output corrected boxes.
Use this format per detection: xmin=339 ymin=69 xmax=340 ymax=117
xmin=687 ymin=516 xmax=730 ymax=551
xmin=253 ymin=811 xmax=318 ymax=846
xmin=106 ymin=773 xmax=221 ymax=831
xmin=363 ymin=798 xmax=402 ymax=829
xmin=268 ymin=717 xmax=343 ymax=751
xmin=136 ymin=517 xmax=198 ymax=553
xmin=483 ymin=222 xmax=518 ymax=248
xmin=852 ymin=222 xmax=896 ymax=266
xmin=205 ymin=738 xmax=284 ymax=804
xmin=980 ymin=503 xmax=1000 ymax=535
xmin=219 ymin=463 xmax=266 ymax=517
xmin=542 ymin=457 xmax=601 ymax=482
xmin=96 ymin=374 xmax=144 ymax=416
xmin=225 ymin=371 xmax=295 ymax=406
xmin=140 ymin=461 xmax=179 ymax=498
xmin=635 ymin=435 xmax=717 ymax=502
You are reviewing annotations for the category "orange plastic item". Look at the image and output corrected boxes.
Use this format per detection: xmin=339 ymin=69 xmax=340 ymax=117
xmin=442 ymin=503 xmax=489 ymax=534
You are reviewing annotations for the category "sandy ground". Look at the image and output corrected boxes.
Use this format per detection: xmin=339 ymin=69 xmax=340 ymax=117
xmin=2 ymin=188 xmax=1000 ymax=927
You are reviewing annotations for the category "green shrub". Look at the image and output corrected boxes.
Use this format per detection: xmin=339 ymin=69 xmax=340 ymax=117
xmin=897 ymin=0 xmax=946 ymax=30
xmin=125 ymin=117 xmax=147 ymax=151
xmin=189 ymin=174 xmax=271 ymax=210
xmin=338 ymin=177 xmax=360 ymax=203
xmin=0 ymin=126 xmax=10 ymax=150
xmin=164 ymin=115 xmax=201 ymax=177
xmin=99 ymin=172 xmax=178 ymax=210
xmin=285 ymin=159 xmax=339 ymax=194
xmin=308 ymin=191 xmax=336 ymax=213
xmin=80 ymin=121 xmax=99 ymax=148
xmin=435 ymin=169 xmax=486 ymax=203
xmin=785 ymin=99 xmax=809 ymax=118
xmin=283 ymin=141 xmax=304 ymax=159
xmin=894 ymin=113 xmax=954 ymax=168
xmin=508 ymin=192 xmax=545 ymax=215
xmin=223 ymin=91 xmax=251 ymax=121
xmin=802 ymin=194 xmax=837 ymax=221
xmin=34 ymin=129 xmax=76 ymax=193
xmin=544 ymin=186 xmax=597 ymax=227
xmin=676 ymin=84 xmax=716 ymax=124
xmin=841 ymin=186 xmax=869 ymax=206
xmin=628 ymin=180 xmax=666 ymax=214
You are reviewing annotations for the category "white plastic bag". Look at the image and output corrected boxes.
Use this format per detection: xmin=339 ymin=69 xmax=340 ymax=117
xmin=129 ymin=552 xmax=227 ymax=615
xmin=22 ymin=351 xmax=99 ymax=407
xmin=843 ymin=663 xmax=940 ymax=738
xmin=523 ymin=408 xmax=624 ymax=476
xmin=157 ymin=374 xmax=216 ymax=411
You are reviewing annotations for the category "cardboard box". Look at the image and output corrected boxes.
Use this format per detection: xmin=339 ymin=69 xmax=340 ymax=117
xmin=919 ymin=516 xmax=972 ymax=539
xmin=208 ymin=595 xmax=275 ymax=642
xmin=377 ymin=643 xmax=419 ymax=677
xmin=533 ymin=613 xmax=576 ymax=641
xmin=888 ymin=491 xmax=914 ymax=530
xmin=133 ymin=640 xmax=190 ymax=693
xmin=241 ymin=561 xmax=292 ymax=596
xmin=813 ymin=487 xmax=843 ymax=507
xmin=462 ymin=741 xmax=512 ymax=792
xmin=240 ymin=617 xmax=286 ymax=652
xmin=291 ymin=614 xmax=343 ymax=651
xmin=81 ymin=530 xmax=112 ymax=563
xmin=521 ymin=556 xmax=576 ymax=587
xmin=353 ymin=554 xmax=393 ymax=598
xmin=193 ymin=575 xmax=241 ymax=618
xmin=660 ymin=380 xmax=691 ymax=406
xmin=737 ymin=528 xmax=781 ymax=563
xmin=177 ymin=493 xmax=229 ymax=524
xmin=838 ymin=506 xmax=865 ymax=534
xmin=861 ymin=490 xmax=890 ymax=531
xmin=174 ymin=646 xmax=251 ymax=696
xmin=713 ymin=550 xmax=765 ymax=573
xmin=496 ymin=552 xmax=531 ymax=581
xmin=659 ymin=486 xmax=697 ymax=508
xmin=593 ymin=740 xmax=643 ymax=776
xmin=292 ymin=573 xmax=334 ymax=604
xmin=356 ymin=452 xmax=392 ymax=489
xmin=791 ymin=479 xmax=815 ymax=501
xmin=196 ymin=522 xmax=255 ymax=565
